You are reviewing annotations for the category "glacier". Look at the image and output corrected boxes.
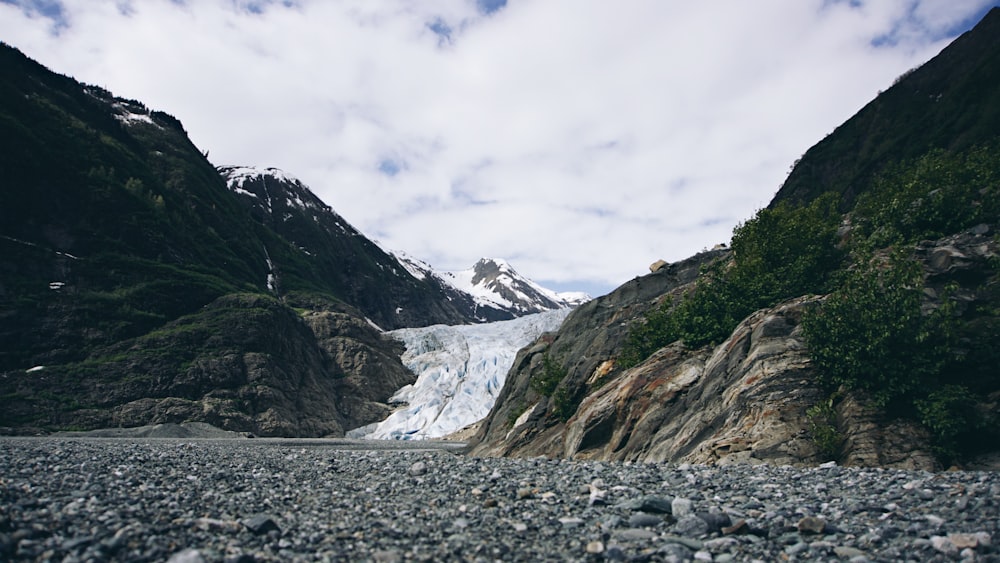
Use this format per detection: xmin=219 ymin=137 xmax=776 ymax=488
xmin=354 ymin=308 xmax=572 ymax=440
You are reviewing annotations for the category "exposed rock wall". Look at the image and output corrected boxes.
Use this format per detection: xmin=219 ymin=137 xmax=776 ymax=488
xmin=470 ymin=228 xmax=999 ymax=469
xmin=4 ymin=294 xmax=414 ymax=437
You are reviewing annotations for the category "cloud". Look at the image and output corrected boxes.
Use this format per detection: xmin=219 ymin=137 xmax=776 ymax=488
xmin=0 ymin=0 xmax=994 ymax=296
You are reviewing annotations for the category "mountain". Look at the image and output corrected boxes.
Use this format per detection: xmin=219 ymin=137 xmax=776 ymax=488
xmin=0 ymin=42 xmax=577 ymax=436
xmin=470 ymin=8 xmax=1000 ymax=469
xmin=393 ymin=254 xmax=589 ymax=321
xmin=772 ymin=6 xmax=1000 ymax=210
xmin=350 ymin=308 xmax=572 ymax=440
xmin=216 ymin=165 xmax=585 ymax=324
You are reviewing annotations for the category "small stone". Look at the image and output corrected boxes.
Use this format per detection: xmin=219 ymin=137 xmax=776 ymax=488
xmin=559 ymin=517 xmax=584 ymax=528
xmin=659 ymin=543 xmax=696 ymax=560
xmin=194 ymin=517 xmax=241 ymax=532
xmin=796 ymin=516 xmax=826 ymax=535
xmin=930 ymin=535 xmax=958 ymax=555
xmin=694 ymin=550 xmax=713 ymax=561
xmin=721 ymin=518 xmax=748 ymax=535
xmin=167 ymin=549 xmax=205 ymax=563
xmin=697 ymin=512 xmax=731 ymax=533
xmin=629 ymin=513 xmax=663 ymax=528
xmin=372 ymin=550 xmax=402 ymax=563
xmin=639 ymin=495 xmax=674 ymax=514
xmin=833 ymin=546 xmax=866 ymax=558
xmin=589 ymin=484 xmax=607 ymax=506
xmin=408 ymin=461 xmax=427 ymax=476
xmin=925 ymin=514 xmax=945 ymax=527
xmin=243 ymin=514 xmax=281 ymax=536
xmin=674 ymin=514 xmax=709 ymax=537
xmin=785 ymin=542 xmax=808 ymax=555
xmin=483 ymin=498 xmax=498 ymax=508
xmin=599 ymin=514 xmax=623 ymax=530
xmin=585 ymin=540 xmax=605 ymax=554
xmin=605 ymin=545 xmax=627 ymax=560
xmin=511 ymin=521 xmax=528 ymax=533
xmin=703 ymin=537 xmax=738 ymax=550
xmin=617 ymin=528 xmax=658 ymax=542
xmin=516 ymin=488 xmax=534 ymax=500
xmin=672 ymin=497 xmax=693 ymax=518
xmin=662 ymin=534 xmax=705 ymax=550
xmin=948 ymin=532 xmax=980 ymax=549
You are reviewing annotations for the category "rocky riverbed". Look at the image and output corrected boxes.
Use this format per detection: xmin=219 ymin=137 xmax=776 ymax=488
xmin=1 ymin=438 xmax=997 ymax=562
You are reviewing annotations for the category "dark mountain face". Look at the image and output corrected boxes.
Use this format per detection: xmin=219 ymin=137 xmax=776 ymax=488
xmin=215 ymin=165 xmax=478 ymax=330
xmin=772 ymin=7 xmax=1000 ymax=210
xmin=0 ymin=42 xmax=557 ymax=435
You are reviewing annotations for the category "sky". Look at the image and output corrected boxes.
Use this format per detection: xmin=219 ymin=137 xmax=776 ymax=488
xmin=1 ymin=0 xmax=997 ymax=297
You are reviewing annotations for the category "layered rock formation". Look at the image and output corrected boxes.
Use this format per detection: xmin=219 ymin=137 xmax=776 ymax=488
xmin=470 ymin=228 xmax=998 ymax=469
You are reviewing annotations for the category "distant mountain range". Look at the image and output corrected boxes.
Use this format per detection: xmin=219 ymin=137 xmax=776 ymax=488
xmin=216 ymin=164 xmax=586 ymax=325
xmin=0 ymin=41 xmax=583 ymax=436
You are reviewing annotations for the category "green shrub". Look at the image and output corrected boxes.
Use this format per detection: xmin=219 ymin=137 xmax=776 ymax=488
xmin=915 ymin=385 xmax=986 ymax=463
xmin=855 ymin=145 xmax=1000 ymax=247
xmin=529 ymin=353 xmax=566 ymax=397
xmin=806 ymin=396 xmax=842 ymax=460
xmin=802 ymin=250 xmax=955 ymax=408
xmin=551 ymin=385 xmax=582 ymax=422
xmin=620 ymin=193 xmax=843 ymax=366
xmin=527 ymin=353 xmax=581 ymax=422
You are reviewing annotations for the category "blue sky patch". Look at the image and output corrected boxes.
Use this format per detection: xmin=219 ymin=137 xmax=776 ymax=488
xmin=2 ymin=0 xmax=65 ymax=26
xmin=477 ymin=0 xmax=507 ymax=16
xmin=378 ymin=158 xmax=404 ymax=177
xmin=428 ymin=18 xmax=452 ymax=43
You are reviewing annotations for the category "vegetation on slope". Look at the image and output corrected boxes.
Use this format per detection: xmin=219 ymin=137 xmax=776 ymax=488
xmin=615 ymin=9 xmax=1000 ymax=463
xmin=620 ymin=142 xmax=999 ymax=463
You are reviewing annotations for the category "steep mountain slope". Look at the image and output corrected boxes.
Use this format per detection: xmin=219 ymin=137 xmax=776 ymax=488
xmin=471 ymin=9 xmax=1000 ymax=469
xmin=0 ymin=43 xmax=574 ymax=436
xmin=216 ymin=165 xmax=481 ymax=329
xmin=218 ymin=166 xmax=586 ymax=325
xmin=772 ymin=7 xmax=1000 ymax=209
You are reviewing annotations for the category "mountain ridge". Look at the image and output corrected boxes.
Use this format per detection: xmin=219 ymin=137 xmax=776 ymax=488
xmin=0 ymin=42 xmax=581 ymax=436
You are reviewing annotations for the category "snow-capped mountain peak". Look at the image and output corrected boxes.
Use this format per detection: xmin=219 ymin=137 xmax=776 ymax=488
xmin=392 ymin=254 xmax=591 ymax=319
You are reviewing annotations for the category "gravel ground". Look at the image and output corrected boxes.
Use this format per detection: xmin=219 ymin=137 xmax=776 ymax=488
xmin=0 ymin=438 xmax=997 ymax=562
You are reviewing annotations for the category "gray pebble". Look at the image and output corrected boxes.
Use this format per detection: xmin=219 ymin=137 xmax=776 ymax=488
xmin=674 ymin=514 xmax=710 ymax=537
xmin=2 ymin=437 xmax=998 ymax=562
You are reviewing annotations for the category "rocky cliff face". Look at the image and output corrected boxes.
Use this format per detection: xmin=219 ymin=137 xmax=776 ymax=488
xmin=3 ymin=293 xmax=414 ymax=437
xmin=470 ymin=228 xmax=999 ymax=469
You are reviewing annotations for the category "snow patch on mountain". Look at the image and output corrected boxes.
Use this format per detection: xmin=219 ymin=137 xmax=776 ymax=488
xmin=223 ymin=165 xmax=300 ymax=191
xmin=353 ymin=308 xmax=571 ymax=440
xmin=389 ymin=253 xmax=590 ymax=316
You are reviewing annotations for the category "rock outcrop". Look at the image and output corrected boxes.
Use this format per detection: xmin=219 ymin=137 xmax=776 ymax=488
xmin=469 ymin=228 xmax=999 ymax=469
xmin=3 ymin=294 xmax=414 ymax=437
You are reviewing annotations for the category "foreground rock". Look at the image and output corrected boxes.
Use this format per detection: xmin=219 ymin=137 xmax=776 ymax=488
xmin=1 ymin=438 xmax=997 ymax=562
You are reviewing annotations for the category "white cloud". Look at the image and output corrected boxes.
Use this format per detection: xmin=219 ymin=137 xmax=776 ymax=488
xmin=1 ymin=0 xmax=994 ymax=296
